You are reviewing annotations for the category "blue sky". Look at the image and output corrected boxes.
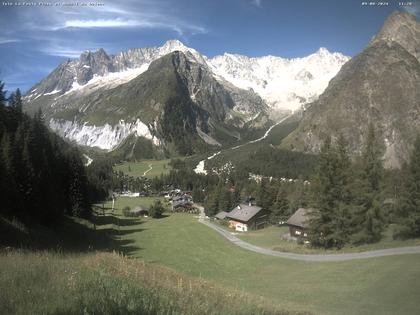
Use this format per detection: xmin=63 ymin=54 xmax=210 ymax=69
xmin=0 ymin=0 xmax=418 ymax=92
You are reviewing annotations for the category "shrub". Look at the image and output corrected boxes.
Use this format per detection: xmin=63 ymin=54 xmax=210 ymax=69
xmin=149 ymin=200 xmax=165 ymax=218
xmin=122 ymin=206 xmax=131 ymax=217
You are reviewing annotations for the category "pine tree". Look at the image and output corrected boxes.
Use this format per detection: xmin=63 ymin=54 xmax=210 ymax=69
xmin=352 ymin=123 xmax=384 ymax=244
xmin=219 ymin=187 xmax=232 ymax=213
xmin=205 ymin=184 xmax=222 ymax=216
xmin=270 ymin=186 xmax=290 ymax=224
xmin=0 ymin=81 xmax=6 ymax=106
xmin=149 ymin=200 xmax=165 ymax=218
xmin=257 ymin=179 xmax=275 ymax=211
xmin=309 ymin=135 xmax=355 ymax=248
xmin=232 ymin=187 xmax=241 ymax=206
xmin=395 ymin=134 xmax=420 ymax=238
xmin=10 ymin=88 xmax=22 ymax=112
xmin=309 ymin=137 xmax=338 ymax=247
xmin=192 ymin=186 xmax=204 ymax=203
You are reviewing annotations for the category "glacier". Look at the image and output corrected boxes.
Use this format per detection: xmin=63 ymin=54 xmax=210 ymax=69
xmin=207 ymin=47 xmax=350 ymax=111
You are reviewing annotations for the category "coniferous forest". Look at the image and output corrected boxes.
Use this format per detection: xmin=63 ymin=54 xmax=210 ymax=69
xmin=0 ymin=82 xmax=91 ymax=224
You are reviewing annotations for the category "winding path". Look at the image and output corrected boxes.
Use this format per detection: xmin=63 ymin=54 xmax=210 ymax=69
xmin=196 ymin=206 xmax=420 ymax=262
xmin=194 ymin=115 xmax=291 ymax=174
xmin=143 ymin=164 xmax=153 ymax=176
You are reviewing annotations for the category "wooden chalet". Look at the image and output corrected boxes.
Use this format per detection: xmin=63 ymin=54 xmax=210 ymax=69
xmin=286 ymin=208 xmax=311 ymax=238
xmin=214 ymin=211 xmax=228 ymax=220
xmin=226 ymin=204 xmax=267 ymax=232
xmin=130 ymin=206 xmax=149 ymax=217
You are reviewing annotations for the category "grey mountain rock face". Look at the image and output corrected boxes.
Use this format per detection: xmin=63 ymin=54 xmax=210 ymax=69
xmin=282 ymin=11 xmax=420 ymax=168
xmin=24 ymin=47 xmax=269 ymax=154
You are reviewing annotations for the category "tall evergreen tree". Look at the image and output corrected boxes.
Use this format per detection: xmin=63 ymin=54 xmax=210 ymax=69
xmin=352 ymin=123 xmax=384 ymax=244
xmin=395 ymin=134 xmax=420 ymax=238
xmin=9 ymin=88 xmax=22 ymax=112
xmin=270 ymin=186 xmax=290 ymax=224
xmin=219 ymin=187 xmax=232 ymax=212
xmin=309 ymin=135 xmax=354 ymax=248
xmin=0 ymin=81 xmax=6 ymax=106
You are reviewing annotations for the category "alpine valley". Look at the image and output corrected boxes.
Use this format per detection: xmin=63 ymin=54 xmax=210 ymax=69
xmin=23 ymin=39 xmax=348 ymax=157
xmin=22 ymin=11 xmax=420 ymax=168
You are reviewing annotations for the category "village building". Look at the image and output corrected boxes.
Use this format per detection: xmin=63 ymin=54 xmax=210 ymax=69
xmin=130 ymin=206 xmax=149 ymax=217
xmin=286 ymin=208 xmax=311 ymax=238
xmin=172 ymin=199 xmax=193 ymax=210
xmin=214 ymin=211 xmax=228 ymax=220
xmin=226 ymin=204 xmax=267 ymax=232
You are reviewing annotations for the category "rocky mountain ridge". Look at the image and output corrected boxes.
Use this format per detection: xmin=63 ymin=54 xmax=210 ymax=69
xmin=281 ymin=11 xmax=420 ymax=168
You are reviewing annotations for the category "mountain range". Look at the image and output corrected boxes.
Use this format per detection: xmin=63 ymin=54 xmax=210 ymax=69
xmin=23 ymin=39 xmax=348 ymax=155
xmin=23 ymin=11 xmax=419 ymax=168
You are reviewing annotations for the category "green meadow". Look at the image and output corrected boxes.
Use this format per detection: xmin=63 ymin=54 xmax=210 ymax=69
xmin=2 ymin=196 xmax=420 ymax=315
xmin=114 ymin=159 xmax=172 ymax=178
xmin=92 ymin=197 xmax=420 ymax=315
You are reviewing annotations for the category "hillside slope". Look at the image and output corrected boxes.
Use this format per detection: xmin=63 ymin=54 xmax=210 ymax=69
xmin=0 ymin=250 xmax=304 ymax=315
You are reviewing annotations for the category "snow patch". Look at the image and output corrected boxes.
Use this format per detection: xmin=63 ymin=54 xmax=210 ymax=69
xmin=63 ymin=64 xmax=150 ymax=96
xmin=194 ymin=151 xmax=221 ymax=175
xmin=44 ymin=89 xmax=61 ymax=96
xmin=49 ymin=118 xmax=160 ymax=150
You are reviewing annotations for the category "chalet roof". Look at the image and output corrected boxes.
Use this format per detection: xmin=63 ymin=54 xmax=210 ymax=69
xmin=215 ymin=211 xmax=228 ymax=220
xmin=286 ymin=208 xmax=311 ymax=228
xmin=226 ymin=204 xmax=263 ymax=223
xmin=172 ymin=200 xmax=192 ymax=208
xmin=130 ymin=206 xmax=148 ymax=213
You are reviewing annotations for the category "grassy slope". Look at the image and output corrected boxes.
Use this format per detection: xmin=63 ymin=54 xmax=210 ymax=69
xmin=0 ymin=251 xmax=301 ymax=315
xmin=114 ymin=159 xmax=172 ymax=179
xmin=95 ymin=198 xmax=420 ymax=315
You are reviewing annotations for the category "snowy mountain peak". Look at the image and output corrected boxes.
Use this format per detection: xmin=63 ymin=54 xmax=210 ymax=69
xmin=161 ymin=39 xmax=187 ymax=51
xmin=26 ymin=40 xmax=350 ymax=113
xmin=207 ymin=48 xmax=350 ymax=111
xmin=315 ymin=47 xmax=330 ymax=55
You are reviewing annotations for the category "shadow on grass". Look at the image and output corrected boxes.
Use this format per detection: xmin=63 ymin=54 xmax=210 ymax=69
xmin=153 ymin=214 xmax=170 ymax=220
xmin=0 ymin=211 xmax=145 ymax=256
xmin=94 ymin=214 xmax=143 ymax=227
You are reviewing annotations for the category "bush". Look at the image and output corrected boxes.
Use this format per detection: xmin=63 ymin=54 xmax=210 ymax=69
xmin=149 ymin=200 xmax=165 ymax=218
xmin=122 ymin=206 xmax=131 ymax=217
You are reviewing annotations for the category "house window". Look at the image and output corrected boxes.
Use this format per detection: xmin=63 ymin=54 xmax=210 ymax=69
xmin=295 ymin=230 xmax=301 ymax=235
xmin=303 ymin=233 xmax=307 ymax=237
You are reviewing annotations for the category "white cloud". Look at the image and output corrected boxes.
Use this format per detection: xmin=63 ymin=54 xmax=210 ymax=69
xmin=403 ymin=2 xmax=420 ymax=17
xmin=62 ymin=19 xmax=148 ymax=29
xmin=0 ymin=38 xmax=21 ymax=44
xmin=22 ymin=1 xmax=207 ymax=36
xmin=252 ymin=0 xmax=262 ymax=8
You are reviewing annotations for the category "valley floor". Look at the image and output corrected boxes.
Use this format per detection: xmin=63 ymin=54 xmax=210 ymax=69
xmin=89 ymin=197 xmax=420 ymax=315
xmin=2 ymin=197 xmax=420 ymax=315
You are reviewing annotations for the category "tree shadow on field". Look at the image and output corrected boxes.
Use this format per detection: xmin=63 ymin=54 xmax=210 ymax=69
xmin=153 ymin=214 xmax=170 ymax=220
xmin=1 ymin=209 xmax=146 ymax=255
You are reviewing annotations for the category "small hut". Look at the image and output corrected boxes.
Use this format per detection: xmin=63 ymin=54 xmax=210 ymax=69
xmin=130 ymin=206 xmax=149 ymax=217
xmin=286 ymin=208 xmax=311 ymax=238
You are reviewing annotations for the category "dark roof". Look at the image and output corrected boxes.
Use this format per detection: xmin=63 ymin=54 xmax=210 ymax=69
xmin=286 ymin=208 xmax=311 ymax=228
xmin=173 ymin=200 xmax=192 ymax=208
xmin=215 ymin=211 xmax=228 ymax=220
xmin=226 ymin=204 xmax=263 ymax=222
xmin=130 ymin=206 xmax=149 ymax=214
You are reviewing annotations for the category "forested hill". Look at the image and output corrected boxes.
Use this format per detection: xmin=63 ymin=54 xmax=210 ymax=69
xmin=0 ymin=82 xmax=91 ymax=225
